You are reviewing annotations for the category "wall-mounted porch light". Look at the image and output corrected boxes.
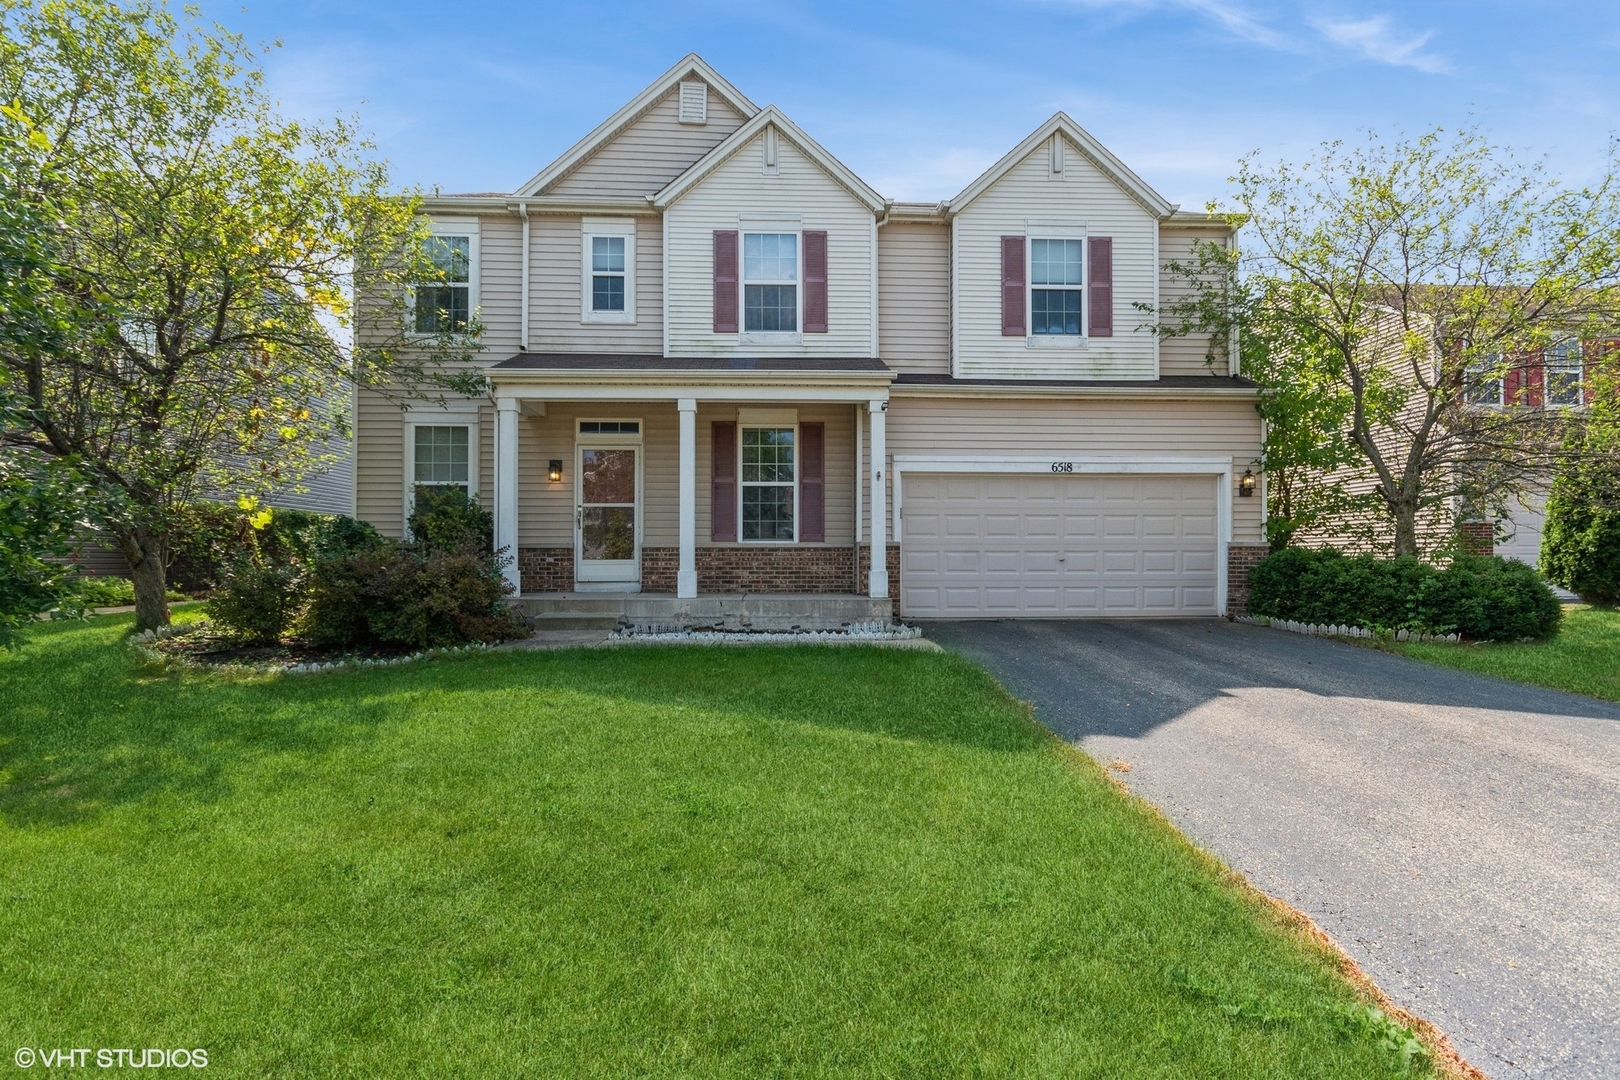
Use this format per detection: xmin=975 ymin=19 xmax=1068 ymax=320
xmin=548 ymin=459 xmax=563 ymax=484
xmin=1239 ymin=467 xmax=1257 ymax=497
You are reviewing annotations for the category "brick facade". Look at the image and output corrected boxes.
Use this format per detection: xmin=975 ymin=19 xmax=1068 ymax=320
xmin=642 ymin=546 xmax=857 ymax=593
xmin=1225 ymin=543 xmax=1271 ymax=616
xmin=1459 ymin=520 xmax=1494 ymax=556
xmin=517 ymin=547 xmax=575 ymax=593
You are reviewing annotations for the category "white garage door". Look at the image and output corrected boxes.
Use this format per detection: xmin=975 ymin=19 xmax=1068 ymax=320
xmin=900 ymin=473 xmax=1220 ymax=618
xmin=1497 ymin=493 xmax=1546 ymax=568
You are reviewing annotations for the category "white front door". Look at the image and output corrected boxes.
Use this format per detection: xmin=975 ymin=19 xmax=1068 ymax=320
xmin=575 ymin=442 xmax=641 ymax=585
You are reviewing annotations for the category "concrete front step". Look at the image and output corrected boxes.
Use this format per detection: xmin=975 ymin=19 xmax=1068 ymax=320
xmin=511 ymin=592 xmax=893 ymax=632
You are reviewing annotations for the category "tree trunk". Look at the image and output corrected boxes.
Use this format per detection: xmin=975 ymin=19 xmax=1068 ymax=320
xmin=115 ymin=526 xmax=171 ymax=631
xmin=1392 ymin=503 xmax=1420 ymax=558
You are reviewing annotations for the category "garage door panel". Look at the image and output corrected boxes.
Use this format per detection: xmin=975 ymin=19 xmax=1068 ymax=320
xmin=901 ymin=472 xmax=1220 ymax=619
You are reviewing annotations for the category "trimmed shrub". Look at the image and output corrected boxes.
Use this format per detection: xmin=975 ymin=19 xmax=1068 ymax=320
xmin=302 ymin=538 xmax=525 ymax=650
xmin=1541 ymin=437 xmax=1620 ymax=605
xmin=167 ymin=501 xmax=347 ymax=591
xmin=408 ymin=485 xmax=494 ymax=554
xmin=1249 ymin=548 xmax=1562 ymax=640
xmin=206 ymin=558 xmax=308 ymax=644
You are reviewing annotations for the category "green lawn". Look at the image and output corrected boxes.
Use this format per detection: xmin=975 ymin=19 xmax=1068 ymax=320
xmin=0 ymin=617 xmax=1432 ymax=1078
xmin=1393 ymin=604 xmax=1620 ymax=702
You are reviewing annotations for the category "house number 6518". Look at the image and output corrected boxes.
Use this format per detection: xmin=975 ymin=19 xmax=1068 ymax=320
xmin=1050 ymin=462 xmax=1074 ymax=473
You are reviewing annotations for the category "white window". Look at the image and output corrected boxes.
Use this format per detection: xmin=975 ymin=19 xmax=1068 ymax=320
xmin=1030 ymin=238 xmax=1084 ymax=336
xmin=409 ymin=423 xmax=472 ymax=521
xmin=411 ymin=221 xmax=478 ymax=335
xmin=740 ymin=426 xmax=796 ymax=541
xmin=1547 ymin=338 xmax=1583 ymax=407
xmin=743 ymin=232 xmax=798 ymax=334
xmin=1465 ymin=352 xmax=1504 ymax=407
xmin=581 ymin=220 xmax=636 ymax=324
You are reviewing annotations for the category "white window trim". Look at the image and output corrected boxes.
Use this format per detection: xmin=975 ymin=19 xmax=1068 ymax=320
xmin=738 ymin=422 xmax=800 ymax=544
xmin=407 ymin=217 xmax=480 ymax=340
xmin=581 ymin=219 xmax=636 ymax=325
xmin=739 ymin=226 xmax=803 ymax=346
xmin=1026 ymin=223 xmax=1087 ymax=350
xmin=402 ymin=409 xmax=480 ymax=534
xmin=1546 ymin=339 xmax=1584 ymax=408
xmin=1465 ymin=352 xmax=1505 ymax=409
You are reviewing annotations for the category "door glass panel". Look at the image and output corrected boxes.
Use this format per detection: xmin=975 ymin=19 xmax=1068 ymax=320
xmin=581 ymin=449 xmax=636 ymax=505
xmin=581 ymin=506 xmax=635 ymax=561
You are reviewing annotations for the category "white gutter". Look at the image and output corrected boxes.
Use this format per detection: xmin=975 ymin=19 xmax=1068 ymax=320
xmin=518 ymin=201 xmax=530 ymax=353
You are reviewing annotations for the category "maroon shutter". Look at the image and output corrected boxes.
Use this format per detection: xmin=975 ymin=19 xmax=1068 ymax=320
xmin=711 ymin=421 xmax=737 ymax=542
xmin=1525 ymin=351 xmax=1545 ymax=407
xmin=799 ymin=422 xmax=825 ymax=542
xmin=713 ymin=230 xmax=739 ymax=334
xmin=1088 ymin=236 xmax=1113 ymax=337
xmin=1503 ymin=362 xmax=1523 ymax=406
xmin=802 ymin=230 xmax=828 ymax=333
xmin=1000 ymin=236 xmax=1025 ymax=336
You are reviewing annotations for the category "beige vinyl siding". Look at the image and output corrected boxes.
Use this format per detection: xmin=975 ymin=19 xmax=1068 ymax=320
xmin=878 ymin=222 xmax=950 ymax=373
xmin=529 ymin=215 xmax=664 ymax=352
xmin=475 ymin=214 xmax=522 ymax=357
xmin=953 ymin=133 xmax=1158 ymax=379
xmin=513 ymin=403 xmax=854 ymax=548
xmin=883 ymin=395 xmax=1265 ymax=544
xmin=665 ymin=130 xmax=876 ymax=358
xmin=1158 ymin=224 xmax=1232 ymax=378
xmin=356 ymin=388 xmax=405 ymax=538
xmin=547 ymin=83 xmax=748 ymax=197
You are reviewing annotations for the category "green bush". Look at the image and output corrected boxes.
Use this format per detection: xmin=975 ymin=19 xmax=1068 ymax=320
xmin=302 ymin=538 xmax=524 ymax=650
xmin=1541 ymin=436 xmax=1620 ymax=605
xmin=167 ymin=501 xmax=344 ymax=591
xmin=205 ymin=558 xmax=308 ymax=644
xmin=1249 ymin=548 xmax=1562 ymax=640
xmin=408 ymin=486 xmax=494 ymax=554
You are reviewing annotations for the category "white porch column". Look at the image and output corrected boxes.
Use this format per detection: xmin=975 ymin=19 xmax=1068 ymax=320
xmin=677 ymin=398 xmax=698 ymax=599
xmin=867 ymin=399 xmax=889 ymax=599
xmin=495 ymin=396 xmax=522 ymax=594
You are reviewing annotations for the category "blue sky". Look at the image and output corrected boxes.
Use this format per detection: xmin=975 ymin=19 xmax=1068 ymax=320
xmin=210 ymin=1 xmax=1620 ymax=209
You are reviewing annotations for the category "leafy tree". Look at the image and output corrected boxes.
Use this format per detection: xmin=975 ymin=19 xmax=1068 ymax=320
xmin=1542 ymin=423 xmax=1620 ymax=604
xmin=0 ymin=0 xmax=481 ymax=630
xmin=1159 ymin=128 xmax=1620 ymax=557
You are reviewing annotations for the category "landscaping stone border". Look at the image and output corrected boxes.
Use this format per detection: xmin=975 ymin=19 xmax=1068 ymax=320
xmin=1235 ymin=614 xmax=1461 ymax=644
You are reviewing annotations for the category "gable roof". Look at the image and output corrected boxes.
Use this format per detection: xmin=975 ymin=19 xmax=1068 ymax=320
xmin=947 ymin=112 xmax=1177 ymax=220
xmin=514 ymin=54 xmax=759 ymax=198
xmin=652 ymin=105 xmax=886 ymax=213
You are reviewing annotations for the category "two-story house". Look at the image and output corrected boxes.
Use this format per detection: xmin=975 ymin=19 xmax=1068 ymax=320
xmin=354 ymin=55 xmax=1268 ymax=622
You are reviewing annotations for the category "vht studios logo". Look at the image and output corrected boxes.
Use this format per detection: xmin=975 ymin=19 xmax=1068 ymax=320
xmin=13 ymin=1047 xmax=208 ymax=1069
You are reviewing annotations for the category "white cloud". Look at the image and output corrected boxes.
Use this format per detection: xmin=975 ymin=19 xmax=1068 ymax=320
xmin=1312 ymin=15 xmax=1452 ymax=74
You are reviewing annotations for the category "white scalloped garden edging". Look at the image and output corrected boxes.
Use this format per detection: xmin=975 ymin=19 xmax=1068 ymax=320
xmin=131 ymin=622 xmax=501 ymax=676
xmin=607 ymin=622 xmax=924 ymax=646
xmin=1235 ymin=615 xmax=1461 ymax=644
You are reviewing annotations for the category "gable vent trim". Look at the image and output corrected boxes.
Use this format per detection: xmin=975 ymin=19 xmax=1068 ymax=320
xmin=678 ymin=80 xmax=708 ymax=125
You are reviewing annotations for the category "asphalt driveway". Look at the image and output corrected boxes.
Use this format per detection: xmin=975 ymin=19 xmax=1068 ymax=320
xmin=928 ymin=618 xmax=1620 ymax=1080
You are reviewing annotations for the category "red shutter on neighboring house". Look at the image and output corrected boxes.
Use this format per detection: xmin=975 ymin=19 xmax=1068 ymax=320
xmin=713 ymin=230 xmax=739 ymax=334
xmin=711 ymin=421 xmax=737 ymax=542
xmin=1524 ymin=351 xmax=1545 ymax=407
xmin=1503 ymin=362 xmax=1523 ymax=405
xmin=799 ymin=422 xmax=825 ymax=542
xmin=802 ymin=230 xmax=828 ymax=333
xmin=1088 ymin=236 xmax=1113 ymax=337
xmin=1000 ymin=236 xmax=1026 ymax=336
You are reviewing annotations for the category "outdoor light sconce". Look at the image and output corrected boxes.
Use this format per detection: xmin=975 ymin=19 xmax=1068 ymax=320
xmin=548 ymin=459 xmax=563 ymax=484
xmin=1239 ymin=467 xmax=1257 ymax=497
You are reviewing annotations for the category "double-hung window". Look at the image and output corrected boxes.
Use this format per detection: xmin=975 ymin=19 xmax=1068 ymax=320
xmin=741 ymin=426 xmax=795 ymax=541
xmin=582 ymin=220 xmax=635 ymax=323
xmin=1547 ymin=338 xmax=1583 ymax=407
xmin=1464 ymin=352 xmax=1504 ymax=407
xmin=743 ymin=233 xmax=798 ymax=333
xmin=413 ymin=233 xmax=473 ymax=334
xmin=1030 ymin=238 xmax=1084 ymax=335
xmin=411 ymin=424 xmax=471 ymax=513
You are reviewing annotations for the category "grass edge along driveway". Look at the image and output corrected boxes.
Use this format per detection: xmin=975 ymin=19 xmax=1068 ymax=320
xmin=1390 ymin=604 xmax=1620 ymax=703
xmin=2 ymin=616 xmax=1456 ymax=1078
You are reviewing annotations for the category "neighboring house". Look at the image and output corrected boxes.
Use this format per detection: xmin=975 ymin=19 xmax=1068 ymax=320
xmin=355 ymin=55 xmax=1266 ymax=619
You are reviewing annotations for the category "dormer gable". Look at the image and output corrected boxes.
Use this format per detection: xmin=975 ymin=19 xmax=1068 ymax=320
xmin=517 ymin=54 xmax=758 ymax=199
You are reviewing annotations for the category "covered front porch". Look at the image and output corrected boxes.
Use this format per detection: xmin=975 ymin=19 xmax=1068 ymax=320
xmin=486 ymin=355 xmax=896 ymax=617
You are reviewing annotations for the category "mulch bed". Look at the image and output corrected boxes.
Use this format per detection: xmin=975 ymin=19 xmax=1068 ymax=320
xmin=151 ymin=627 xmax=423 ymax=669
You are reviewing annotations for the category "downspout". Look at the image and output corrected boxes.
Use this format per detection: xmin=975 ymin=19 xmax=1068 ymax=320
xmin=518 ymin=201 xmax=531 ymax=354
